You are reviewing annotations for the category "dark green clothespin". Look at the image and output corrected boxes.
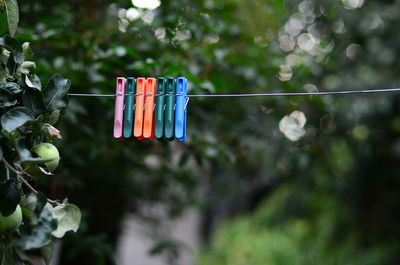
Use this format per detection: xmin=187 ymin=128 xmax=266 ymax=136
xmin=164 ymin=77 xmax=176 ymax=140
xmin=123 ymin=77 xmax=136 ymax=138
xmin=155 ymin=78 xmax=166 ymax=139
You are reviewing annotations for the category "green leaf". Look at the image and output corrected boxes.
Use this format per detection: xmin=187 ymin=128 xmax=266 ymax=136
xmin=0 ymin=68 xmax=5 ymax=83
xmin=20 ymin=193 xmax=47 ymax=224
xmin=15 ymin=137 xmax=30 ymax=161
xmin=0 ymin=10 xmax=7 ymax=36
xmin=4 ymin=0 xmax=18 ymax=37
xmin=0 ymin=49 xmax=9 ymax=65
xmin=51 ymin=203 xmax=81 ymax=238
xmin=16 ymin=207 xmax=57 ymax=250
xmin=0 ymin=178 xmax=20 ymax=216
xmin=5 ymin=55 xmax=16 ymax=75
xmin=1 ymin=106 xmax=35 ymax=132
xmin=24 ymin=74 xmax=41 ymax=90
xmin=21 ymin=206 xmax=38 ymax=225
xmin=2 ymin=243 xmax=17 ymax=265
xmin=22 ymin=86 xmax=45 ymax=116
xmin=0 ymin=82 xmax=22 ymax=94
xmin=0 ymin=35 xmax=23 ymax=63
xmin=0 ymin=87 xmax=16 ymax=107
xmin=17 ymin=61 xmax=36 ymax=75
xmin=21 ymin=193 xmax=37 ymax=212
xmin=41 ymin=242 xmax=53 ymax=265
xmin=48 ymin=110 xmax=60 ymax=125
xmin=20 ymin=192 xmax=47 ymax=223
xmin=0 ymin=128 xmax=19 ymax=142
xmin=42 ymin=74 xmax=70 ymax=113
xmin=33 ymin=192 xmax=47 ymax=217
xmin=22 ymin=42 xmax=32 ymax=60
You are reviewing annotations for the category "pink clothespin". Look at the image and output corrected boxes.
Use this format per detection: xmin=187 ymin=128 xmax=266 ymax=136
xmin=113 ymin=77 xmax=126 ymax=139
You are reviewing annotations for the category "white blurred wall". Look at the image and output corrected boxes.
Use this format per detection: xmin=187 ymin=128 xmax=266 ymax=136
xmin=116 ymin=207 xmax=200 ymax=265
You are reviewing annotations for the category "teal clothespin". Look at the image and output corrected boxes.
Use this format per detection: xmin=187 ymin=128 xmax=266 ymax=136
xmin=123 ymin=77 xmax=136 ymax=138
xmin=164 ymin=77 xmax=176 ymax=140
xmin=155 ymin=78 xmax=166 ymax=139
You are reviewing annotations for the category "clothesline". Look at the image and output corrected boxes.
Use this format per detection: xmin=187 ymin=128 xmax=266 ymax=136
xmin=67 ymin=88 xmax=400 ymax=98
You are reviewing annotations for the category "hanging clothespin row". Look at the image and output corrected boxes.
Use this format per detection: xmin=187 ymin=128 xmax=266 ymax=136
xmin=164 ymin=77 xmax=176 ymax=141
xmin=114 ymin=76 xmax=189 ymax=142
xmin=114 ymin=77 xmax=126 ymax=139
xmin=123 ymin=77 xmax=136 ymax=139
xmin=175 ymin=77 xmax=188 ymax=142
xmin=134 ymin=77 xmax=146 ymax=140
xmin=143 ymin=78 xmax=156 ymax=140
xmin=155 ymin=77 xmax=166 ymax=139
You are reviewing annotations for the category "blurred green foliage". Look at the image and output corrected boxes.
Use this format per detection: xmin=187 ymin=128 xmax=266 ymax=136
xmin=10 ymin=0 xmax=400 ymax=264
xmin=199 ymin=184 xmax=396 ymax=265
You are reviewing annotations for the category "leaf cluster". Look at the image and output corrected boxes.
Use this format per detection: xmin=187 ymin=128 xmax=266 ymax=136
xmin=0 ymin=2 xmax=81 ymax=264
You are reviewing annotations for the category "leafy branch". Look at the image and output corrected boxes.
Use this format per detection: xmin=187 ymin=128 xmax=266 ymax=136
xmin=1 ymin=158 xmax=60 ymax=206
xmin=0 ymin=1 xmax=81 ymax=264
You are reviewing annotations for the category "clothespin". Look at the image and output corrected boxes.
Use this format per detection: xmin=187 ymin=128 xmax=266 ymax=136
xmin=164 ymin=77 xmax=176 ymax=141
xmin=113 ymin=77 xmax=126 ymax=139
xmin=123 ymin=77 xmax=136 ymax=139
xmin=155 ymin=78 xmax=166 ymax=139
xmin=134 ymin=77 xmax=145 ymax=139
xmin=143 ymin=78 xmax=156 ymax=139
xmin=181 ymin=96 xmax=189 ymax=142
xmin=175 ymin=77 xmax=188 ymax=141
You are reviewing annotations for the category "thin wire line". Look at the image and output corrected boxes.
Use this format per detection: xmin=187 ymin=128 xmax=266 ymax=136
xmin=68 ymin=93 xmax=116 ymax=97
xmin=67 ymin=88 xmax=400 ymax=98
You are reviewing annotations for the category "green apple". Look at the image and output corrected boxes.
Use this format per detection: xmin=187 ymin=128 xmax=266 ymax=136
xmin=32 ymin=143 xmax=60 ymax=172
xmin=0 ymin=205 xmax=23 ymax=234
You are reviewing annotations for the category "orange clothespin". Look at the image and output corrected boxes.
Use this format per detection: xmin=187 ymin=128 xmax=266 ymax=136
xmin=134 ymin=77 xmax=145 ymax=139
xmin=143 ymin=78 xmax=156 ymax=140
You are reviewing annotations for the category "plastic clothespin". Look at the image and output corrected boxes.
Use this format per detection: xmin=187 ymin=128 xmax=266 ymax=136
xmin=134 ymin=77 xmax=146 ymax=139
xmin=155 ymin=78 xmax=166 ymax=139
xmin=123 ymin=77 xmax=136 ymax=139
xmin=164 ymin=77 xmax=176 ymax=141
xmin=143 ymin=78 xmax=156 ymax=139
xmin=113 ymin=77 xmax=126 ymax=139
xmin=175 ymin=77 xmax=188 ymax=141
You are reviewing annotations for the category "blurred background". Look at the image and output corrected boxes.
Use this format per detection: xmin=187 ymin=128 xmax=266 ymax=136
xmin=16 ymin=0 xmax=400 ymax=264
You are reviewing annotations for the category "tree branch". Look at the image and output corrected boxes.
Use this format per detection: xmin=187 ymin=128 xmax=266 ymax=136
xmin=2 ymin=158 xmax=60 ymax=206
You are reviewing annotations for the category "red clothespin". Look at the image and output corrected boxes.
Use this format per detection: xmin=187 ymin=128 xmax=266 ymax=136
xmin=113 ymin=77 xmax=126 ymax=139
xmin=143 ymin=78 xmax=156 ymax=140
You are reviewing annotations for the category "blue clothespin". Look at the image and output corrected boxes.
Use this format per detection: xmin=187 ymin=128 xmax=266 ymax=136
xmin=180 ymin=95 xmax=189 ymax=141
xmin=175 ymin=77 xmax=188 ymax=141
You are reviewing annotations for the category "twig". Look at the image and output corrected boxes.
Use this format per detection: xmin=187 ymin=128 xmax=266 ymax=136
xmin=2 ymin=158 xmax=60 ymax=206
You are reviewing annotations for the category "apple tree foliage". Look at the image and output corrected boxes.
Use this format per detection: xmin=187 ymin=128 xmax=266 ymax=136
xmin=0 ymin=1 xmax=80 ymax=264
